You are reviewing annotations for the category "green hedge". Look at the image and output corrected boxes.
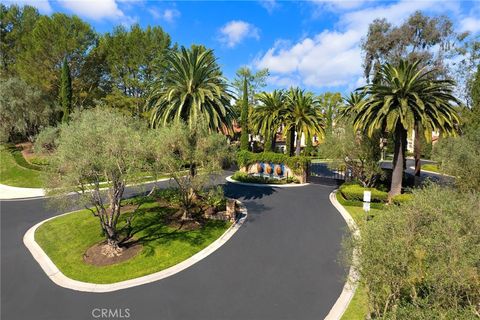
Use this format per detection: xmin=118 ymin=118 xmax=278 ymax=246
xmin=391 ymin=193 xmax=413 ymax=205
xmin=236 ymin=150 xmax=309 ymax=174
xmin=336 ymin=191 xmax=385 ymax=210
xmin=9 ymin=146 xmax=44 ymax=171
xmin=339 ymin=183 xmax=388 ymax=203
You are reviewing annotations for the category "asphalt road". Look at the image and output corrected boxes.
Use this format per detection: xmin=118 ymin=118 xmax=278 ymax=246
xmin=1 ymin=177 xmax=347 ymax=320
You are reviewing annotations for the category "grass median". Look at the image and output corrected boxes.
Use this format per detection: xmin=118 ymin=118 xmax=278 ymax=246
xmin=35 ymin=200 xmax=231 ymax=284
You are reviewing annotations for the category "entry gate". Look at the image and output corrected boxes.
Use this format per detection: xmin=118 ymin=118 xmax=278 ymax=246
xmin=307 ymin=162 xmax=346 ymax=186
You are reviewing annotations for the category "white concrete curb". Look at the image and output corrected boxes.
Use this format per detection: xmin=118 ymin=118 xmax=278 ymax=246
xmin=226 ymin=175 xmax=309 ymax=188
xmin=23 ymin=200 xmax=248 ymax=293
xmin=0 ymin=184 xmax=45 ymax=200
xmin=324 ymin=191 xmax=360 ymax=320
xmin=0 ymin=178 xmax=170 ymax=201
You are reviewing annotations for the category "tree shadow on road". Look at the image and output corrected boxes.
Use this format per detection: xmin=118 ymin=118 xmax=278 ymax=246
xmin=222 ymin=182 xmax=277 ymax=200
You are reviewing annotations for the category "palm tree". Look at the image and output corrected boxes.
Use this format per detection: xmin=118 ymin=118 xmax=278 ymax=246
xmin=352 ymin=60 xmax=460 ymax=199
xmin=252 ymin=90 xmax=285 ymax=152
xmin=147 ymin=46 xmax=235 ymax=131
xmin=283 ymin=88 xmax=325 ymax=156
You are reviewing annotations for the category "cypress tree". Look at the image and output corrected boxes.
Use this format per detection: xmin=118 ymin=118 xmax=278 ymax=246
xmin=240 ymin=76 xmax=249 ymax=150
xmin=60 ymin=57 xmax=72 ymax=123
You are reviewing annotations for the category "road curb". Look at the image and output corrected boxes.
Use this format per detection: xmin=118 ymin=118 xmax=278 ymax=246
xmin=324 ymin=190 xmax=360 ymax=320
xmin=23 ymin=200 xmax=248 ymax=293
xmin=225 ymin=175 xmax=309 ymax=188
xmin=0 ymin=178 xmax=170 ymax=201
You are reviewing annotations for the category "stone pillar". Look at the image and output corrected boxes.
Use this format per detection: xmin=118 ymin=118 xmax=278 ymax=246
xmin=226 ymin=199 xmax=237 ymax=222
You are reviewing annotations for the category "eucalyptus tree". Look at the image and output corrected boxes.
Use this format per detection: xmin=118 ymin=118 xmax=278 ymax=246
xmin=352 ymin=60 xmax=460 ymax=199
xmin=252 ymin=90 xmax=285 ymax=151
xmin=147 ymin=46 xmax=235 ymax=131
xmin=283 ymin=88 xmax=325 ymax=156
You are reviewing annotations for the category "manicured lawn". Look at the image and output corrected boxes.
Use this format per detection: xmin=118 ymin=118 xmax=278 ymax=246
xmin=337 ymin=194 xmax=382 ymax=320
xmin=0 ymin=144 xmax=44 ymax=188
xmin=422 ymin=163 xmax=441 ymax=173
xmin=35 ymin=201 xmax=231 ymax=283
xmin=341 ymin=283 xmax=369 ymax=320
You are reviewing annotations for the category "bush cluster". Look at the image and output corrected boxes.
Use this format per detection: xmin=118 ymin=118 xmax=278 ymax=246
xmin=236 ymin=150 xmax=309 ymax=174
xmin=339 ymin=183 xmax=388 ymax=203
xmin=231 ymin=171 xmax=299 ymax=184
xmin=345 ymin=185 xmax=480 ymax=318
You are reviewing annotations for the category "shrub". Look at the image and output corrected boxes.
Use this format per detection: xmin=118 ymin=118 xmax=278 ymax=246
xmin=34 ymin=126 xmax=60 ymax=154
xmin=28 ymin=155 xmax=50 ymax=166
xmin=391 ymin=193 xmax=413 ymax=205
xmin=236 ymin=150 xmax=309 ymax=174
xmin=336 ymin=191 xmax=385 ymax=210
xmin=231 ymin=171 xmax=297 ymax=185
xmin=203 ymin=186 xmax=226 ymax=210
xmin=339 ymin=183 xmax=388 ymax=203
xmin=344 ymin=185 xmax=480 ymax=318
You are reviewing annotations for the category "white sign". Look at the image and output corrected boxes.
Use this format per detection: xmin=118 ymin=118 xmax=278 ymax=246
xmin=363 ymin=190 xmax=371 ymax=203
xmin=363 ymin=202 xmax=371 ymax=212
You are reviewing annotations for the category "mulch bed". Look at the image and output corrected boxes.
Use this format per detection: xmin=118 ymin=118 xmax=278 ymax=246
xmin=83 ymin=241 xmax=143 ymax=267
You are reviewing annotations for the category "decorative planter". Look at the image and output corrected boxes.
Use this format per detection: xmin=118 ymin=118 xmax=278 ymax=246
xmin=256 ymin=163 xmax=263 ymax=173
xmin=275 ymin=165 xmax=283 ymax=176
xmin=265 ymin=163 xmax=273 ymax=174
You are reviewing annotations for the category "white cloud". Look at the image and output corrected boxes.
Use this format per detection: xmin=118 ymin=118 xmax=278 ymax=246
xmin=219 ymin=20 xmax=260 ymax=48
xmin=460 ymin=17 xmax=480 ymax=34
xmin=255 ymin=0 xmax=462 ymax=89
xmin=2 ymin=0 xmax=52 ymax=13
xmin=57 ymin=0 xmax=126 ymax=20
xmin=259 ymin=0 xmax=278 ymax=13
xmin=311 ymin=0 xmax=367 ymax=11
xmin=149 ymin=7 xmax=180 ymax=23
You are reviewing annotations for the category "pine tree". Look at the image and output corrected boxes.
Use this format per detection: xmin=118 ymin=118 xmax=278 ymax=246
xmin=240 ymin=76 xmax=249 ymax=150
xmin=60 ymin=57 xmax=72 ymax=123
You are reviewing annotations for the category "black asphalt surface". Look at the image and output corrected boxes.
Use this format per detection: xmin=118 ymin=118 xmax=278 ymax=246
xmin=1 ymin=177 xmax=347 ymax=320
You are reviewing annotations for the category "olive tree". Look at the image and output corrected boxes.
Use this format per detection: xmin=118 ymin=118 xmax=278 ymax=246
xmin=147 ymin=121 xmax=229 ymax=220
xmin=46 ymin=108 xmax=149 ymax=253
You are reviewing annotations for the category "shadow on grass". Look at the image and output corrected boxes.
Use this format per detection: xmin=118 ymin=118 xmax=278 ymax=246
xmin=120 ymin=206 xmax=226 ymax=258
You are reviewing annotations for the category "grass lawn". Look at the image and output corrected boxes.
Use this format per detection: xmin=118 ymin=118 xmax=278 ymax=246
xmin=35 ymin=201 xmax=231 ymax=284
xmin=422 ymin=163 xmax=441 ymax=173
xmin=0 ymin=144 xmax=44 ymax=188
xmin=337 ymin=194 xmax=382 ymax=320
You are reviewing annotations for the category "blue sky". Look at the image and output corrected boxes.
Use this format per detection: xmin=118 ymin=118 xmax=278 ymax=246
xmin=3 ymin=0 xmax=480 ymax=94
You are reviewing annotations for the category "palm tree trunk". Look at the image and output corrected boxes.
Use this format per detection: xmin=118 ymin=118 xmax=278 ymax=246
xmin=271 ymin=130 xmax=276 ymax=151
xmin=295 ymin=130 xmax=302 ymax=156
xmin=287 ymin=128 xmax=295 ymax=156
xmin=264 ymin=133 xmax=272 ymax=152
xmin=389 ymin=124 xmax=407 ymax=201
xmin=414 ymin=123 xmax=422 ymax=186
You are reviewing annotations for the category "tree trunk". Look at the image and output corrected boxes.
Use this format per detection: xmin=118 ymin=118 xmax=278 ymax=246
xmin=264 ymin=133 xmax=272 ymax=152
xmin=413 ymin=123 xmax=422 ymax=186
xmin=295 ymin=131 xmax=302 ymax=156
xmin=288 ymin=128 xmax=295 ymax=156
xmin=271 ymin=130 xmax=276 ymax=151
xmin=389 ymin=124 xmax=407 ymax=201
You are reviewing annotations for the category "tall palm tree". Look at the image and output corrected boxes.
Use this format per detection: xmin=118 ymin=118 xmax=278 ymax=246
xmin=252 ymin=90 xmax=285 ymax=152
xmin=146 ymin=46 xmax=235 ymax=131
xmin=283 ymin=88 xmax=325 ymax=156
xmin=352 ymin=60 xmax=460 ymax=199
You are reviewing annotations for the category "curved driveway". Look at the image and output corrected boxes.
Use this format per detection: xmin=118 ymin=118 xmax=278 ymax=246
xmin=1 ymin=178 xmax=347 ymax=320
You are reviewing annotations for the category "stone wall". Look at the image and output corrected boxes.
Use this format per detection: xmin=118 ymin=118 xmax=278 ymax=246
xmin=239 ymin=162 xmax=307 ymax=183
